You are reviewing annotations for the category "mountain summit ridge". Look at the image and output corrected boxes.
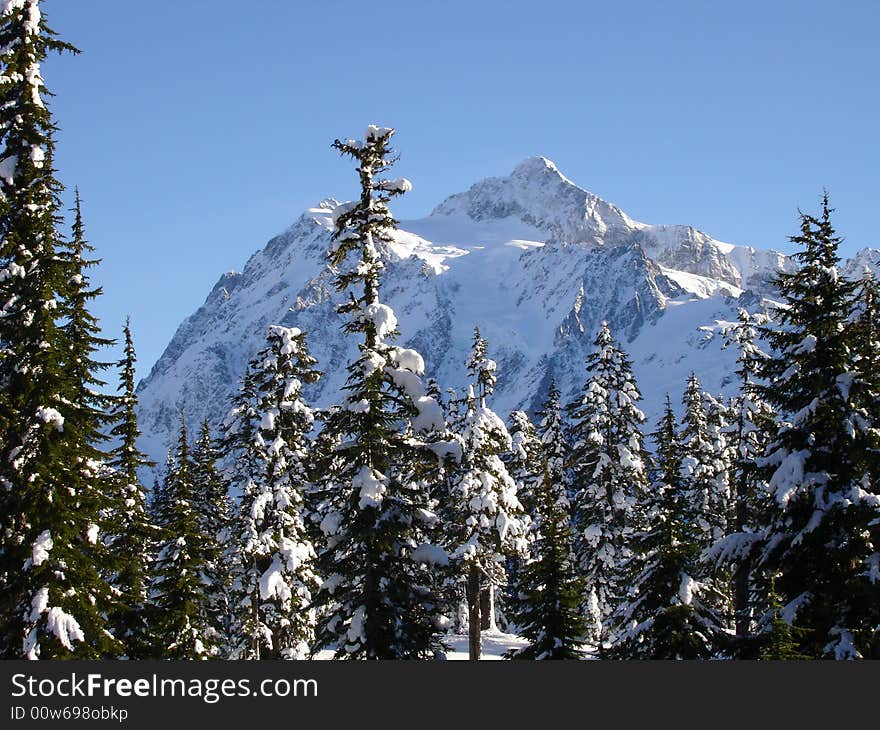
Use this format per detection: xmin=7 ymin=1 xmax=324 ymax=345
xmin=134 ymin=159 xmax=877 ymax=466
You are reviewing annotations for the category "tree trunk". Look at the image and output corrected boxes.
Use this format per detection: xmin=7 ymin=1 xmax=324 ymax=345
xmin=467 ymin=565 xmax=481 ymax=661
xmin=480 ymin=586 xmax=494 ymax=631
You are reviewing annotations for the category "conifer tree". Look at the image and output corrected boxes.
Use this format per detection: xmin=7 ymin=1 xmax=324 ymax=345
xmin=568 ymin=322 xmax=649 ymax=652
xmin=507 ymin=383 xmax=585 ymax=660
xmin=850 ymin=273 xmax=880 ymax=484
xmin=612 ymin=397 xmax=724 ymax=659
xmin=224 ymin=326 xmax=321 ymax=659
xmin=680 ymin=374 xmax=732 ymax=632
xmin=680 ymin=373 xmax=730 ymax=550
xmin=106 ymin=319 xmax=157 ymax=658
xmin=149 ymin=414 xmax=215 ymax=659
xmin=757 ymin=196 xmax=880 ymax=658
xmin=759 ymin=579 xmax=810 ymax=660
xmin=310 ymin=126 xmax=449 ymax=659
xmin=707 ymin=309 xmax=777 ymax=653
xmin=0 ymin=2 xmax=119 ymax=658
xmin=191 ymin=420 xmax=231 ymax=653
xmin=505 ymin=409 xmax=542 ymax=519
xmin=499 ymin=409 xmax=542 ymax=629
xmin=446 ymin=328 xmax=528 ymax=660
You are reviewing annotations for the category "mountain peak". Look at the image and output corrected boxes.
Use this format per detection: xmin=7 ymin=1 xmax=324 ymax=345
xmin=430 ymin=156 xmax=636 ymax=243
xmin=510 ymin=155 xmax=565 ymax=179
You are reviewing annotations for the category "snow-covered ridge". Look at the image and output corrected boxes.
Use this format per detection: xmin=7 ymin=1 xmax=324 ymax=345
xmin=134 ymin=158 xmax=873 ymax=466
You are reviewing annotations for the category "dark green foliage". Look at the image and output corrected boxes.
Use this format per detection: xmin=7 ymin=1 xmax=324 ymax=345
xmin=149 ymin=415 xmax=216 ymax=659
xmin=0 ymin=5 xmax=119 ymax=658
xmin=105 ymin=319 xmax=157 ymax=658
xmin=612 ymin=397 xmax=724 ymax=659
xmin=757 ymin=196 xmax=880 ymax=659
xmin=224 ymin=326 xmax=321 ymax=659
xmin=567 ymin=322 xmax=649 ymax=649
xmin=507 ymin=384 xmax=586 ymax=660
xmin=191 ymin=420 xmax=231 ymax=653
xmin=311 ymin=126 xmax=446 ymax=659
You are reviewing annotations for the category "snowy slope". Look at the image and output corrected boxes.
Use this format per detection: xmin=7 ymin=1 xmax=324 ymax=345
xmin=134 ymin=157 xmax=871 ymax=466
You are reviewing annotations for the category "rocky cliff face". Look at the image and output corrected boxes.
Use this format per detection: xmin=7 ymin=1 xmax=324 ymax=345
xmin=134 ymin=156 xmax=876 ymax=466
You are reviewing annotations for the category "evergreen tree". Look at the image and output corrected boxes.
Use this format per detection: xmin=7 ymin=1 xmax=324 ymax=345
xmin=680 ymin=374 xmax=732 ymax=633
xmin=505 ymin=409 xmax=542 ymax=519
xmin=850 ymin=273 xmax=880 ymax=483
xmin=759 ymin=580 xmax=810 ymax=661
xmin=224 ymin=325 xmax=321 ymax=659
xmin=149 ymin=414 xmax=215 ymax=659
xmin=0 ymin=2 xmax=119 ymax=658
xmin=311 ymin=126 xmax=449 ymax=659
xmin=499 ymin=409 xmax=542 ymax=629
xmin=707 ymin=309 xmax=777 ymax=654
xmin=506 ymin=383 xmax=586 ymax=660
xmin=680 ymin=373 xmax=730 ymax=550
xmin=612 ymin=397 xmax=724 ymax=659
xmin=191 ymin=420 xmax=231 ymax=654
xmin=446 ymin=328 xmax=528 ymax=660
xmin=568 ymin=322 xmax=649 ymax=652
xmin=757 ymin=196 xmax=880 ymax=658
xmin=105 ymin=319 xmax=157 ymax=658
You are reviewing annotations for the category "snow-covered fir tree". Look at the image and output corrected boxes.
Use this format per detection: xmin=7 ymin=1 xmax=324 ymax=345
xmin=679 ymin=373 xmax=732 ymax=631
xmin=850 ymin=273 xmax=880 ymax=485
xmin=506 ymin=383 xmax=585 ymax=660
xmin=149 ymin=415 xmax=216 ymax=659
xmin=105 ymin=319 xmax=157 ymax=658
xmin=446 ymin=328 xmax=528 ymax=660
xmin=0 ymin=1 xmax=121 ymax=659
xmin=568 ymin=322 xmax=649 ymax=653
xmin=310 ymin=126 xmax=450 ymax=659
xmin=224 ymin=325 xmax=321 ymax=659
xmin=757 ymin=196 xmax=880 ymax=659
xmin=191 ymin=420 xmax=231 ymax=654
xmin=706 ymin=309 xmax=777 ymax=654
xmin=505 ymin=409 xmax=542 ymax=519
xmin=499 ymin=408 xmax=542 ymax=629
xmin=612 ymin=396 xmax=724 ymax=659
xmin=680 ymin=373 xmax=730 ymax=551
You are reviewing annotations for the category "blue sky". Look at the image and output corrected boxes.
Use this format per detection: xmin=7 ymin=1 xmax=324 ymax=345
xmin=43 ymin=0 xmax=879 ymax=382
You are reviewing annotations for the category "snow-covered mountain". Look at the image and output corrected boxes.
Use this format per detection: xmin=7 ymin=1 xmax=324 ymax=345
xmin=135 ymin=156 xmax=877 ymax=465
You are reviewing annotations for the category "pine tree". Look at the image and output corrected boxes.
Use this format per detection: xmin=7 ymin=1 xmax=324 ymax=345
xmin=0 ymin=2 xmax=120 ymax=658
xmin=310 ymin=126 xmax=449 ymax=659
xmin=149 ymin=414 xmax=215 ymax=659
xmin=757 ymin=196 xmax=880 ymax=658
xmin=568 ymin=322 xmax=649 ymax=652
xmin=224 ymin=326 xmax=321 ymax=659
xmin=105 ymin=319 xmax=157 ymax=658
xmin=191 ymin=420 xmax=231 ymax=654
xmin=446 ymin=328 xmax=528 ymax=660
xmin=612 ymin=397 xmax=724 ymax=659
xmin=506 ymin=383 xmax=585 ymax=660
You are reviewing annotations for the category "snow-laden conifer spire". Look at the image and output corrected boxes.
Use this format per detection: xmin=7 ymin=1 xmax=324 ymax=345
xmin=568 ymin=321 xmax=649 ymax=652
xmin=446 ymin=329 xmax=528 ymax=659
xmin=757 ymin=197 xmax=880 ymax=659
xmin=311 ymin=126 xmax=448 ymax=659
xmin=224 ymin=326 xmax=320 ymax=659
